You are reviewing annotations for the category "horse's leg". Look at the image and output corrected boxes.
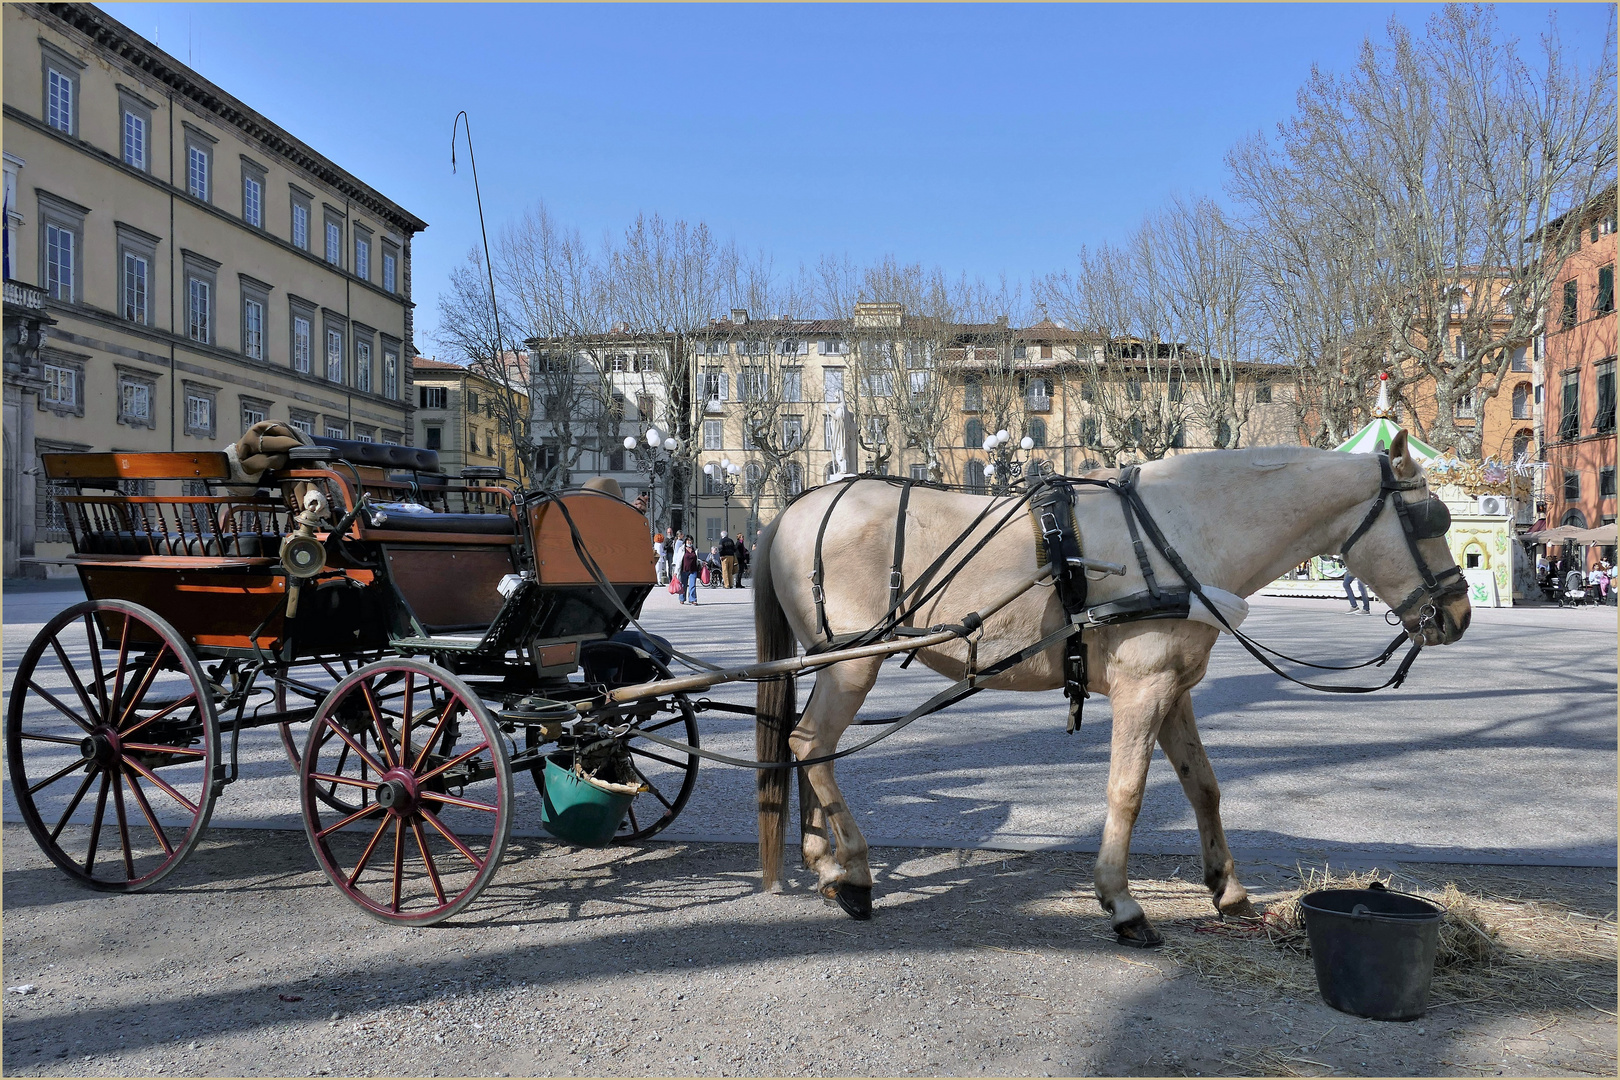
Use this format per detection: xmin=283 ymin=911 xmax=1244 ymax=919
xmin=1156 ymin=690 xmax=1255 ymax=918
xmin=798 ymin=763 xmax=831 ymax=879
xmin=1093 ymin=674 xmax=1178 ymax=947
xmin=790 ymin=655 xmax=882 ymax=920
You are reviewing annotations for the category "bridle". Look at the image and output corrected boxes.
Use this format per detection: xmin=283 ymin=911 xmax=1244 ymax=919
xmin=1339 ymin=453 xmax=1466 ymax=631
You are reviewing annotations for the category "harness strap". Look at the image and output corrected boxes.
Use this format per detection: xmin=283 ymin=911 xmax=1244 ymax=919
xmin=1116 ymin=479 xmax=1424 ymax=694
xmin=812 ymin=486 xmax=1037 ymax=655
xmin=635 ymin=621 xmax=1082 ymax=771
xmin=811 ymin=480 xmax=859 ymax=645
xmin=1119 ymin=467 xmax=1161 ymax=601
xmin=890 ymin=481 xmax=913 ymax=612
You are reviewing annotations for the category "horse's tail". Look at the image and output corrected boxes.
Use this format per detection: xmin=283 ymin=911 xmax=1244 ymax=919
xmin=753 ymin=518 xmax=796 ymax=892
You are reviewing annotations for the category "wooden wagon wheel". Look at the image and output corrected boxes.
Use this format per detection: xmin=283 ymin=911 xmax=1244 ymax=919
xmin=275 ymin=657 xmax=384 ymax=814
xmin=6 ymin=600 xmax=220 ymax=891
xmin=299 ymin=659 xmax=512 ymax=925
xmin=525 ymin=665 xmax=700 ymax=844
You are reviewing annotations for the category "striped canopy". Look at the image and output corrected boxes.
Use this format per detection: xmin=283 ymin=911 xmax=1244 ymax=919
xmin=1333 ymin=418 xmax=1440 ymax=462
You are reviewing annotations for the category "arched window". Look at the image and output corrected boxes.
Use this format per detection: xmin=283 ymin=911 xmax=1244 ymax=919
xmin=1511 ymin=382 xmax=1531 ymax=420
xmin=1026 ymin=418 xmax=1047 ymax=448
xmin=1081 ymin=417 xmax=1101 ymax=447
xmin=964 ymin=460 xmax=987 ymax=493
xmin=1512 ymin=429 xmax=1533 ymax=461
xmin=964 ymin=418 xmax=984 ymax=448
xmin=781 ymin=462 xmax=803 ymax=496
xmin=745 ymin=461 xmax=765 ymax=495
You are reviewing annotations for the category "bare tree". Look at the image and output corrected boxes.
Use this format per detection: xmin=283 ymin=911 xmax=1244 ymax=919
xmin=1230 ymin=5 xmax=1616 ymax=456
xmin=1148 ymin=196 xmax=1263 ymax=449
xmin=1038 ymin=241 xmax=1188 ymax=466
xmin=436 ymin=252 xmax=536 ymax=483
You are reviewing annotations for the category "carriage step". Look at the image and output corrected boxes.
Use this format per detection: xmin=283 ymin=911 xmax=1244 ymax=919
xmin=393 ymin=634 xmax=488 ymax=653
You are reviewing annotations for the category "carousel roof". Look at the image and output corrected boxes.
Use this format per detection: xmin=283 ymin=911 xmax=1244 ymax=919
xmin=1333 ymin=417 xmax=1440 ymax=462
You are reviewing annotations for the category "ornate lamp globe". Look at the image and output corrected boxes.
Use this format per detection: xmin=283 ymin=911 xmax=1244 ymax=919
xmin=995 ymin=429 xmax=1010 ymax=445
xmin=623 ymin=436 xmax=638 ymax=451
xmin=663 ymin=437 xmax=678 ymax=452
xmin=645 ymin=427 xmax=664 ymax=448
xmin=1020 ymin=436 xmax=1034 ymax=451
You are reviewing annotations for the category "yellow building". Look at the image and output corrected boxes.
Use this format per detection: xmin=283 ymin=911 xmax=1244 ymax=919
xmin=412 ymin=357 xmax=529 ymax=478
xmin=2 ymin=2 xmax=426 ymax=574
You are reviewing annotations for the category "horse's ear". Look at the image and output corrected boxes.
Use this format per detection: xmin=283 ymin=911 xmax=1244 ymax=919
xmin=1389 ymin=428 xmax=1418 ymax=479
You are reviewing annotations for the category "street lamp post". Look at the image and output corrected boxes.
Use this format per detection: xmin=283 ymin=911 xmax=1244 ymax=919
xmin=981 ymin=429 xmax=1036 ymax=496
xmin=703 ymin=457 xmax=742 ymax=541
xmin=623 ymin=426 xmax=687 ymax=538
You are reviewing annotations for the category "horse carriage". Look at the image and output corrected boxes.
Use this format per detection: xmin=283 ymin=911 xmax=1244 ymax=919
xmin=6 ymin=435 xmax=711 ymax=924
xmin=8 ymin=427 xmax=1472 ymax=942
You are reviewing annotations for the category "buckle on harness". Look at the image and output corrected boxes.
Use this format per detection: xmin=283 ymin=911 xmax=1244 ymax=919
xmin=809 ymin=570 xmax=825 ymax=605
xmin=888 ymin=569 xmax=904 ymax=591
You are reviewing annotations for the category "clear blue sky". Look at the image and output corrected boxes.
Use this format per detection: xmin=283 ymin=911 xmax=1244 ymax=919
xmin=98 ymin=3 xmax=1614 ymax=352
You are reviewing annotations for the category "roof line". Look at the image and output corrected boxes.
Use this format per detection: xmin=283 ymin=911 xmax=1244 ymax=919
xmin=35 ymin=2 xmax=428 ymax=234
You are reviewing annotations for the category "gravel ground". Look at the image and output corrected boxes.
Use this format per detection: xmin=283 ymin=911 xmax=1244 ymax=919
xmin=2 ymin=826 xmax=1614 ymax=1077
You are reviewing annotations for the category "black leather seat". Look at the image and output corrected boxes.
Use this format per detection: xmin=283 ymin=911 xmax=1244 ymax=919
xmin=365 ymin=512 xmax=515 ymax=536
xmin=79 ymin=531 xmax=282 ymax=557
xmin=302 ymin=437 xmax=441 ymax=473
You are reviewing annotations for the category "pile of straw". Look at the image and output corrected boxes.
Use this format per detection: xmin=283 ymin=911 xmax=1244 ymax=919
xmin=1162 ymin=864 xmax=1615 ymax=1014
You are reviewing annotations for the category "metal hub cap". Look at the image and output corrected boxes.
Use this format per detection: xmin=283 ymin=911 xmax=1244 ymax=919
xmin=374 ymin=772 xmax=418 ymax=814
xmin=79 ymin=728 xmax=120 ymax=770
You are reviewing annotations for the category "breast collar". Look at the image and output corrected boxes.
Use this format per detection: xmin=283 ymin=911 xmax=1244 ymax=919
xmin=1338 ymin=453 xmax=1466 ymax=621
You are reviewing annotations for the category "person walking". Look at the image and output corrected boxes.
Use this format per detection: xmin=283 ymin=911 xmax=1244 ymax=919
xmin=671 ymin=533 xmax=687 ymax=590
xmin=734 ymin=533 xmax=750 ymax=586
xmin=718 ymin=533 xmax=738 ymax=589
xmin=653 ymin=532 xmax=669 ymax=585
xmin=680 ymin=537 xmax=702 ymax=605
xmin=1343 ymin=571 xmax=1372 ymax=614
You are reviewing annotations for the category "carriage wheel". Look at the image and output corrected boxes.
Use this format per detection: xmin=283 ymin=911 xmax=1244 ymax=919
xmin=5 ymin=600 xmax=219 ymax=891
xmin=525 ymin=682 xmax=699 ymax=844
xmin=300 ymin=659 xmax=512 ymax=925
xmin=275 ymin=659 xmax=378 ymax=814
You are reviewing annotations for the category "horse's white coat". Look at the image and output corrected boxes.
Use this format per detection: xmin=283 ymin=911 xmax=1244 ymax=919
xmin=754 ymin=437 xmax=1472 ymax=942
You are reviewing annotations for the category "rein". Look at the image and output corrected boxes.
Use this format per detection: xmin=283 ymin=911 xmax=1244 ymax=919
xmin=1111 ymin=467 xmax=1428 ymax=695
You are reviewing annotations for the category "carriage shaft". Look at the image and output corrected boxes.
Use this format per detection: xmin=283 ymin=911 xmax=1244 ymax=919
xmin=599 ymin=567 xmax=1054 ymax=707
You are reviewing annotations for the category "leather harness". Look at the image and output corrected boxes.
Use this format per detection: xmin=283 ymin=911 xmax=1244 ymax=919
xmin=795 ymin=452 xmax=1451 ymax=738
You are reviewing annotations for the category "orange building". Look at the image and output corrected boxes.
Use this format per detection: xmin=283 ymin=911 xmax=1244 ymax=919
xmin=1539 ymin=186 xmax=1616 ymax=561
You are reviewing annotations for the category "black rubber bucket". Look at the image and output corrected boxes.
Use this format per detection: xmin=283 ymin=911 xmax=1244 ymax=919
xmin=1300 ymin=885 xmax=1445 ymax=1021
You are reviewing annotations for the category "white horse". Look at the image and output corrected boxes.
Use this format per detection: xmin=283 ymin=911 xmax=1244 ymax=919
xmin=753 ymin=432 xmax=1470 ymax=945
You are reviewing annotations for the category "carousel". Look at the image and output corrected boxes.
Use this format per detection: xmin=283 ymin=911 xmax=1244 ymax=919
xmin=1264 ymin=374 xmax=1522 ymax=607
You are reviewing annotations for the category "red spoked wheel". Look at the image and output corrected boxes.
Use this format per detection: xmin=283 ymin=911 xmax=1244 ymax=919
xmin=5 ymin=600 xmax=220 ymax=891
xmin=300 ymin=659 xmax=512 ymax=925
xmin=275 ymin=658 xmax=383 ymax=814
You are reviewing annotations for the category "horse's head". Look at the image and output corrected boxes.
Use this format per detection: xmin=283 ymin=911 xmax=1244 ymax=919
xmin=1340 ymin=429 xmax=1471 ymax=646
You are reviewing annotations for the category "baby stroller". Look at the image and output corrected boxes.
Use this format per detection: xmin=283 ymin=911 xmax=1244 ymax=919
xmin=1558 ymin=570 xmax=1597 ymax=607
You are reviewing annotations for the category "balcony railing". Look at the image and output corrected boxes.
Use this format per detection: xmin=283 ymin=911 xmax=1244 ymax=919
xmin=4 ymin=281 xmax=46 ymax=310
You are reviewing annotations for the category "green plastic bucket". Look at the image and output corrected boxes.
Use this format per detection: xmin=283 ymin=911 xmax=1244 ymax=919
xmin=539 ymin=753 xmax=639 ymax=847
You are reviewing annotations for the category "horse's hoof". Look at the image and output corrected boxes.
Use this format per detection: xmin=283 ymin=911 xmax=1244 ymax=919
xmin=1113 ymin=915 xmax=1163 ymax=948
xmin=1218 ymin=896 xmax=1258 ymax=919
xmin=835 ymin=882 xmax=873 ymax=921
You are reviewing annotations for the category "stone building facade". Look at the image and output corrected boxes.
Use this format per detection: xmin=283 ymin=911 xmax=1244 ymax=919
xmin=2 ymin=2 xmax=426 ymax=573
xmin=411 ymin=356 xmax=529 ymax=478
